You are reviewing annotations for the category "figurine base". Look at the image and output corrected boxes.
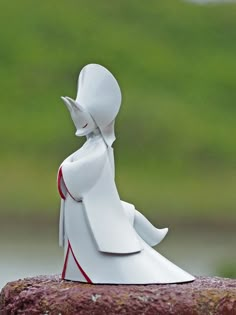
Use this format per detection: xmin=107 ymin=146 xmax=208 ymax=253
xmin=1 ymin=275 xmax=235 ymax=314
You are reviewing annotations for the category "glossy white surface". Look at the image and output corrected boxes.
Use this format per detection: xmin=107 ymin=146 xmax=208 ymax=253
xmin=61 ymin=63 xmax=121 ymax=146
xmin=58 ymin=64 xmax=195 ymax=283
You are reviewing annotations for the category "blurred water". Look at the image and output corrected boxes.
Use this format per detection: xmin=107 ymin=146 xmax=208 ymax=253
xmin=0 ymin=222 xmax=235 ymax=289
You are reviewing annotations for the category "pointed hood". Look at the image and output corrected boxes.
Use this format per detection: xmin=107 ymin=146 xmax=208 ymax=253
xmin=75 ymin=64 xmax=122 ymax=146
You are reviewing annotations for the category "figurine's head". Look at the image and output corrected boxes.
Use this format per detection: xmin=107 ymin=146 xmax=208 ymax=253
xmin=61 ymin=96 xmax=97 ymax=137
xmin=61 ymin=64 xmax=122 ymax=146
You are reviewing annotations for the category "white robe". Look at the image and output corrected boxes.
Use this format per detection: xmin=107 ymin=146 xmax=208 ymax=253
xmin=58 ymin=133 xmax=195 ymax=284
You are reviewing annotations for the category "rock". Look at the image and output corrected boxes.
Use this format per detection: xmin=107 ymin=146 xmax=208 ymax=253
xmin=0 ymin=276 xmax=235 ymax=314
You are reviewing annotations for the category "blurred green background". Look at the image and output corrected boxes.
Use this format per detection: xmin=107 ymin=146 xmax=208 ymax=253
xmin=0 ymin=0 xmax=235 ymax=285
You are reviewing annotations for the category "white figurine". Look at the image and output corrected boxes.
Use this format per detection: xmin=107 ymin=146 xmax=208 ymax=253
xmin=57 ymin=64 xmax=195 ymax=284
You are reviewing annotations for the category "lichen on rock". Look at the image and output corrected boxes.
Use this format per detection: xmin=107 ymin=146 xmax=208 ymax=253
xmin=0 ymin=276 xmax=235 ymax=314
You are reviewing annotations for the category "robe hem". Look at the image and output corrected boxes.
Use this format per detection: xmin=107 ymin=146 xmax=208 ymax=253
xmin=62 ymin=240 xmax=93 ymax=284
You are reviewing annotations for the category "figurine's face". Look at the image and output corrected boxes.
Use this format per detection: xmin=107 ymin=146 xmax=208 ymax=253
xmin=61 ymin=96 xmax=97 ymax=136
xmin=71 ymin=108 xmax=97 ymax=136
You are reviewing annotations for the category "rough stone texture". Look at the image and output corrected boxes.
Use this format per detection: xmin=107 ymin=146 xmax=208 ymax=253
xmin=0 ymin=276 xmax=235 ymax=315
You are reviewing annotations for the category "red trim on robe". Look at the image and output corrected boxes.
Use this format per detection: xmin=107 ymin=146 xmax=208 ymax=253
xmin=57 ymin=167 xmax=79 ymax=202
xmin=68 ymin=241 xmax=92 ymax=284
xmin=57 ymin=167 xmax=66 ymax=200
xmin=62 ymin=242 xmax=70 ymax=279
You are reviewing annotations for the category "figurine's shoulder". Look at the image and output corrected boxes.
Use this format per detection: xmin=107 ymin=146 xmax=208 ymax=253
xmin=62 ymin=139 xmax=107 ymax=167
xmin=62 ymin=137 xmax=105 ymax=163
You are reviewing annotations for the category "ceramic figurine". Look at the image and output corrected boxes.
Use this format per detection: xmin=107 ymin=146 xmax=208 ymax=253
xmin=57 ymin=64 xmax=195 ymax=284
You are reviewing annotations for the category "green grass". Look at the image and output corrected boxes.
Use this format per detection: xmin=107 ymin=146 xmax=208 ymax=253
xmin=0 ymin=0 xmax=236 ymax=221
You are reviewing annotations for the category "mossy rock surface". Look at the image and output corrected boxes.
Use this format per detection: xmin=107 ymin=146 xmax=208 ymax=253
xmin=0 ymin=276 xmax=235 ymax=314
